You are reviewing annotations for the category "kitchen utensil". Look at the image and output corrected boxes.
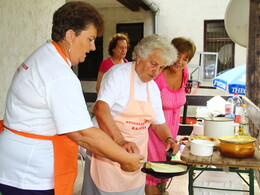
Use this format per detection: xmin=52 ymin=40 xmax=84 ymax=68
xmin=166 ymin=148 xmax=173 ymax=161
xmin=141 ymin=161 xmax=190 ymax=179
xmin=204 ymin=117 xmax=235 ymax=138
xmin=193 ymin=123 xmax=204 ymax=135
xmin=190 ymin=140 xmax=214 ymax=156
xmin=141 ymin=148 xmax=189 ymax=195
xmin=219 ymin=135 xmax=256 ymax=158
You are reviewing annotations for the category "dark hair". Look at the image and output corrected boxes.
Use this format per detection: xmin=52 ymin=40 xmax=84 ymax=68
xmin=171 ymin=37 xmax=196 ymax=62
xmin=108 ymin=33 xmax=130 ymax=56
xmin=51 ymin=1 xmax=104 ymax=42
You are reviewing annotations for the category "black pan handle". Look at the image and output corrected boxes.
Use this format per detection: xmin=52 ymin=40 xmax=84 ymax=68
xmin=166 ymin=148 xmax=173 ymax=161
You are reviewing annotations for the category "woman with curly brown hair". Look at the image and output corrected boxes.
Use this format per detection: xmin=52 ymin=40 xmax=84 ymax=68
xmin=96 ymin=33 xmax=130 ymax=93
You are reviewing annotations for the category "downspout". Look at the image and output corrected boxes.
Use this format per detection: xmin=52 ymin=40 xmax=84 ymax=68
xmin=142 ymin=0 xmax=159 ymax=34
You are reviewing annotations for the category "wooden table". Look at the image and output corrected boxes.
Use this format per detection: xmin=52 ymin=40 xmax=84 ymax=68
xmin=180 ymin=144 xmax=260 ymax=195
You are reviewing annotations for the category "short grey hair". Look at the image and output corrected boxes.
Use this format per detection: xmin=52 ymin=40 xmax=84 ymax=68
xmin=132 ymin=34 xmax=177 ymax=66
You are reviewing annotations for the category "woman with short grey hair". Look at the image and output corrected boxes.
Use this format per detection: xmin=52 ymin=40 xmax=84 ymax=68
xmin=132 ymin=34 xmax=175 ymax=66
xmin=81 ymin=34 xmax=179 ymax=195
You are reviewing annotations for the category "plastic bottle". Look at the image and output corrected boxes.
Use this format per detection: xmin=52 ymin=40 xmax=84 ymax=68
xmin=232 ymin=93 xmax=243 ymax=123
xmin=239 ymin=104 xmax=249 ymax=136
xmin=232 ymin=93 xmax=242 ymax=107
xmin=235 ymin=106 xmax=243 ymax=123
xmin=225 ymin=96 xmax=235 ymax=119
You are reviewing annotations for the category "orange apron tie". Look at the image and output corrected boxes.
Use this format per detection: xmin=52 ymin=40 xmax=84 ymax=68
xmin=0 ymin=120 xmax=78 ymax=195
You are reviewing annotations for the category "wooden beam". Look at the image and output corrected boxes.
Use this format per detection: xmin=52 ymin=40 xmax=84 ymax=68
xmin=136 ymin=0 xmax=150 ymax=10
xmin=117 ymin=0 xmax=140 ymax=11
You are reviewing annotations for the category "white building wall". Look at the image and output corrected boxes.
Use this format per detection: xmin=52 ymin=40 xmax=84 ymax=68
xmin=154 ymin=0 xmax=247 ymax=66
xmin=0 ymin=0 xmax=65 ymax=118
xmin=81 ymin=0 xmax=247 ymax=96
xmin=78 ymin=6 xmax=154 ymax=93
xmin=100 ymin=7 xmax=154 ymax=58
xmin=0 ymin=0 xmax=248 ymax=117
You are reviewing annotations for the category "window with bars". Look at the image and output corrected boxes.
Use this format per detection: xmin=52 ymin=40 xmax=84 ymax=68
xmin=204 ymin=20 xmax=235 ymax=79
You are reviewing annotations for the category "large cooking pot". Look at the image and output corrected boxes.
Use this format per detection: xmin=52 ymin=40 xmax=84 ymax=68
xmin=219 ymin=135 xmax=256 ymax=158
xmin=204 ymin=117 xmax=235 ymax=138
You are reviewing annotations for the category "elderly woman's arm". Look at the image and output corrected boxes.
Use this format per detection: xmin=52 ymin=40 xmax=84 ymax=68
xmin=151 ymin=123 xmax=179 ymax=155
xmin=66 ymin=127 xmax=143 ymax=172
xmin=93 ymin=100 xmax=140 ymax=154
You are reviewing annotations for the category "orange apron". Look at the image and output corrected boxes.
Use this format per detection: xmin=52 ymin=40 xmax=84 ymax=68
xmin=90 ymin=63 xmax=156 ymax=192
xmin=0 ymin=41 xmax=78 ymax=195
xmin=0 ymin=120 xmax=78 ymax=194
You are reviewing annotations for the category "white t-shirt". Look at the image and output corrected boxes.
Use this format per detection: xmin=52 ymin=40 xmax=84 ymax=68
xmin=0 ymin=43 xmax=93 ymax=190
xmin=92 ymin=62 xmax=165 ymax=126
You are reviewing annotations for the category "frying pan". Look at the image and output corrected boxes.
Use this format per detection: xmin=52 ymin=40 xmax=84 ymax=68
xmin=141 ymin=161 xmax=190 ymax=179
xmin=141 ymin=149 xmax=189 ymax=179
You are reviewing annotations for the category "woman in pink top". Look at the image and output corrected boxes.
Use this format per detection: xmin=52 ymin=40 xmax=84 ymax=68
xmin=145 ymin=37 xmax=196 ymax=195
xmin=96 ymin=33 xmax=130 ymax=92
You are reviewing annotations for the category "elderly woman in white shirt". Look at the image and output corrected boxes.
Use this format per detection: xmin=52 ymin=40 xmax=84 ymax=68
xmin=82 ymin=34 xmax=179 ymax=195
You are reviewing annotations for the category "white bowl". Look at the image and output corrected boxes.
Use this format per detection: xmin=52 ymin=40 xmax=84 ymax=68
xmin=190 ymin=140 xmax=214 ymax=156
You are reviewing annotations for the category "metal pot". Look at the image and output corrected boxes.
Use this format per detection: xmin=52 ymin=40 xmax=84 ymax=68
xmin=204 ymin=117 xmax=235 ymax=138
xmin=219 ymin=135 xmax=256 ymax=158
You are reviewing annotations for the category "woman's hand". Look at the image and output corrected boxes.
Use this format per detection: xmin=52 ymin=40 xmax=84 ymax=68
xmin=165 ymin=137 xmax=179 ymax=156
xmin=119 ymin=153 xmax=144 ymax=172
xmin=151 ymin=123 xmax=179 ymax=156
xmin=116 ymin=138 xmax=140 ymax=154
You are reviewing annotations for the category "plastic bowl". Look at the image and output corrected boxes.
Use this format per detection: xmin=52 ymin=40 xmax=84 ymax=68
xmin=190 ymin=140 xmax=214 ymax=156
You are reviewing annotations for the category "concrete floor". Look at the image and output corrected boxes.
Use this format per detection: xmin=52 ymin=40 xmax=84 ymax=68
xmin=73 ymin=158 xmax=260 ymax=195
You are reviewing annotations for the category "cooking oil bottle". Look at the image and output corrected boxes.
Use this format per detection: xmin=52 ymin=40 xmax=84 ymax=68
xmin=239 ymin=104 xmax=249 ymax=136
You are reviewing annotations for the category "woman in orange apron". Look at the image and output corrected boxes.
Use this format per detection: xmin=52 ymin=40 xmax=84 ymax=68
xmin=0 ymin=2 xmax=143 ymax=195
xmin=81 ymin=35 xmax=179 ymax=195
